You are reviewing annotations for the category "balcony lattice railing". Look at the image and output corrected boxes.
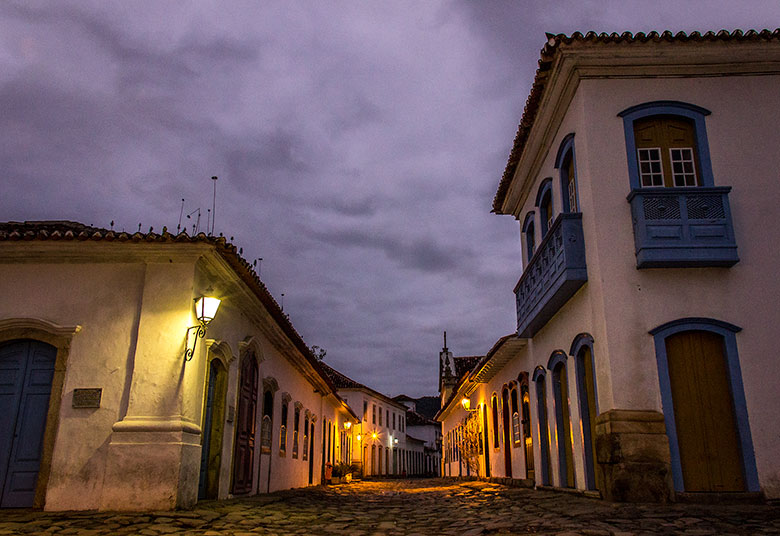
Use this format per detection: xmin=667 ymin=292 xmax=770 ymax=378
xmin=514 ymin=213 xmax=587 ymax=338
xmin=627 ymin=187 xmax=738 ymax=268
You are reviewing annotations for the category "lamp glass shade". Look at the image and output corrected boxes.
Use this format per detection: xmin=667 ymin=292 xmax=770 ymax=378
xmin=195 ymin=296 xmax=221 ymax=324
xmin=461 ymin=397 xmax=471 ymax=411
xmin=344 ymin=421 xmax=352 ymax=429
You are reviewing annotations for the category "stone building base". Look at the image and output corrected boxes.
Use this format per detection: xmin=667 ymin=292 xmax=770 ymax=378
xmin=595 ymin=409 xmax=674 ymax=502
xmin=99 ymin=419 xmax=201 ymax=511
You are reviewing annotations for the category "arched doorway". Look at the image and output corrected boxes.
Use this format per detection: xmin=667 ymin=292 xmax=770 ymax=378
xmin=0 ymin=340 xmax=57 ymax=507
xmin=533 ymin=367 xmax=552 ymax=486
xmin=666 ymin=330 xmax=744 ymax=491
xmin=501 ymin=387 xmax=512 ymax=478
xmin=519 ymin=374 xmax=534 ymax=480
xmin=232 ymin=356 xmax=258 ymax=494
xmin=550 ymin=354 xmax=575 ymax=488
xmin=481 ymin=403 xmax=491 ymax=477
xmin=573 ymin=337 xmax=598 ymax=491
xmin=198 ymin=358 xmax=228 ymax=500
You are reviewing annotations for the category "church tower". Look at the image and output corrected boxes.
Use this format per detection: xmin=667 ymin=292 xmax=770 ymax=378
xmin=438 ymin=331 xmax=458 ymax=408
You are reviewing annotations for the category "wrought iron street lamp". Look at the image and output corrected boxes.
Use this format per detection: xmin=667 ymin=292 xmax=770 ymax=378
xmin=184 ymin=295 xmax=221 ymax=361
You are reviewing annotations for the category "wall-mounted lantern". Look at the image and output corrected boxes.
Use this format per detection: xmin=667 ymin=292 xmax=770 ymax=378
xmin=356 ymin=434 xmax=362 ymax=442
xmin=344 ymin=421 xmax=352 ymax=430
xmin=184 ymin=295 xmax=221 ymax=361
xmin=461 ymin=397 xmax=477 ymax=412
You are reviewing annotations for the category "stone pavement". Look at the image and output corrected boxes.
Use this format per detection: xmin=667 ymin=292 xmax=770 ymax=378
xmin=1 ymin=479 xmax=779 ymax=535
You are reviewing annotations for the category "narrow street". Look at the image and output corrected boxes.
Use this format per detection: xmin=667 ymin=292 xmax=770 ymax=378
xmin=1 ymin=479 xmax=779 ymax=535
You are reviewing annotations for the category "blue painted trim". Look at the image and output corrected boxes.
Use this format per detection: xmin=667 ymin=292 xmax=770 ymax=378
xmin=554 ymin=133 xmax=576 ymax=169
xmin=570 ymin=333 xmax=597 ymax=490
xmin=555 ymin=134 xmax=579 ymax=213
xmin=650 ymin=317 xmax=741 ymax=336
xmin=535 ymin=178 xmax=554 ymax=237
xmin=547 ymin=350 xmax=568 ymax=371
xmin=532 ymin=365 xmax=546 ymax=382
xmin=534 ymin=177 xmax=553 ymax=207
xmin=618 ymin=100 xmax=712 ymax=118
xmin=651 ymin=318 xmax=759 ymax=493
xmin=522 ymin=211 xmax=535 ymax=233
xmin=618 ymin=101 xmax=715 ymax=190
xmin=522 ymin=211 xmax=536 ymax=262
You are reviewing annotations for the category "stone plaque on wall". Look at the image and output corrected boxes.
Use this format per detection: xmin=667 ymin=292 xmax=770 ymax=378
xmin=72 ymin=388 xmax=102 ymax=408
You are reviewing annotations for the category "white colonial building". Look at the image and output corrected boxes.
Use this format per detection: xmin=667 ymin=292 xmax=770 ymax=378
xmin=319 ymin=362 xmax=412 ymax=476
xmin=438 ymin=29 xmax=780 ymax=502
xmin=0 ymin=221 xmax=358 ymax=511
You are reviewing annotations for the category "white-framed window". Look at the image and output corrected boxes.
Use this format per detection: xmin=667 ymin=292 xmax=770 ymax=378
xmin=637 ymin=147 xmax=664 ymax=187
xmin=670 ymin=148 xmax=697 ymax=186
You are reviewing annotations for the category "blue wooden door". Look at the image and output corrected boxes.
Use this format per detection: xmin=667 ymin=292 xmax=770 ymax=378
xmin=198 ymin=362 xmax=218 ymax=499
xmin=0 ymin=340 xmax=56 ymax=508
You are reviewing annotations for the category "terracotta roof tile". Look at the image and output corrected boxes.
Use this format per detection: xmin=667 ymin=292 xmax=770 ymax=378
xmin=0 ymin=220 xmax=340 ymax=396
xmin=492 ymin=28 xmax=780 ymax=213
xmin=453 ymin=355 xmax=482 ymax=379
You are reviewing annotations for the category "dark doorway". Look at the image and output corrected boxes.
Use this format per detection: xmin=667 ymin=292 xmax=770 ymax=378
xmin=232 ymin=356 xmax=258 ymax=494
xmin=0 ymin=340 xmax=56 ymax=508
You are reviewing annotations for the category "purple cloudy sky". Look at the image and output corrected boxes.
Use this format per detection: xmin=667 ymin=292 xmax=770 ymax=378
xmin=2 ymin=1 xmax=778 ymax=397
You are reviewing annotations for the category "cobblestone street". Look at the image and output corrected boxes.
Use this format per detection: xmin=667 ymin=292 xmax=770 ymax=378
xmin=1 ymin=479 xmax=779 ymax=536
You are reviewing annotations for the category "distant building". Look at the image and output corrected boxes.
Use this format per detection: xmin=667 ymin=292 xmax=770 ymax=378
xmin=438 ymin=30 xmax=780 ymax=502
xmin=0 ymin=221 xmax=358 ymax=511
xmin=318 ymin=362 xmax=412 ymax=476
xmin=394 ymin=395 xmax=442 ymax=475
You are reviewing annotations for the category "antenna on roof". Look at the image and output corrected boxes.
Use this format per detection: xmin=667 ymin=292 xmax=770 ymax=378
xmin=211 ymin=176 xmax=218 ymax=236
xmin=177 ymin=198 xmax=185 ymax=233
xmin=138 ymin=223 xmax=142 ymax=232
xmin=206 ymin=209 xmax=211 ymax=237
xmin=280 ymin=292 xmax=285 ymax=311
xmin=257 ymin=258 xmax=263 ymax=277
xmin=186 ymin=208 xmax=201 ymax=234
xmin=110 ymin=220 xmax=114 ymax=230
xmin=443 ymin=331 xmax=447 ymax=350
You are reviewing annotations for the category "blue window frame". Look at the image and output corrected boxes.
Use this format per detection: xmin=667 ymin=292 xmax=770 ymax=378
xmin=619 ymin=101 xmax=738 ymax=268
xmin=534 ymin=178 xmax=554 ymax=237
xmin=522 ymin=212 xmax=535 ymax=263
xmin=618 ymin=101 xmax=714 ymax=190
xmin=650 ymin=317 xmax=758 ymax=493
xmin=555 ymin=133 xmax=579 ymax=213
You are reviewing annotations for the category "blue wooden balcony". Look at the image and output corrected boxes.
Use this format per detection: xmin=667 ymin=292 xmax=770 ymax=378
xmin=514 ymin=213 xmax=587 ymax=338
xmin=627 ymin=187 xmax=738 ymax=268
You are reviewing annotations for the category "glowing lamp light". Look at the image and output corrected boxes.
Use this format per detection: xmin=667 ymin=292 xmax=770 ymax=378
xmin=371 ymin=432 xmax=378 ymax=440
xmin=344 ymin=421 xmax=352 ymax=430
xmin=184 ymin=294 xmax=222 ymax=361
xmin=356 ymin=434 xmax=362 ymax=442
xmin=393 ymin=438 xmax=399 ymax=444
xmin=195 ymin=296 xmax=221 ymax=325
xmin=461 ymin=397 xmax=471 ymax=411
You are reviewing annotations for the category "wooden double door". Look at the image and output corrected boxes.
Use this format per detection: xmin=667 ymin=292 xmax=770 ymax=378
xmin=0 ymin=340 xmax=56 ymax=507
xmin=666 ymin=330 xmax=745 ymax=492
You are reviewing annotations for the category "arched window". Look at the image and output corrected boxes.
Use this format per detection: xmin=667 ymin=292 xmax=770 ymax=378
xmin=522 ymin=212 xmax=536 ymax=262
xmin=511 ymin=387 xmax=521 ymax=446
xmin=619 ymin=101 xmax=715 ymax=190
xmin=535 ymin=178 xmax=554 ymax=237
xmin=491 ymin=394 xmax=499 ymax=448
xmin=555 ymin=133 xmax=578 ymax=212
xmin=651 ymin=318 xmax=758 ymax=493
xmin=292 ymin=406 xmax=301 ymax=459
xmin=279 ymin=396 xmax=289 ymax=455
xmin=261 ymin=389 xmax=274 ymax=453
xmin=303 ymin=415 xmax=309 ymax=461
xmin=548 ymin=352 xmax=575 ymax=488
xmin=532 ymin=366 xmax=551 ymax=486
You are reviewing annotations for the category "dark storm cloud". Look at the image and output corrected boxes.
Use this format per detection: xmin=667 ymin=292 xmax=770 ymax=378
xmin=311 ymin=227 xmax=473 ymax=273
xmin=2 ymin=0 xmax=777 ymax=397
